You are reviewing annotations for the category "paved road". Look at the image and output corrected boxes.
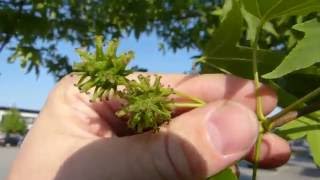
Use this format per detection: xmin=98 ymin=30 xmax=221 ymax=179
xmin=0 ymin=147 xmax=319 ymax=179
xmin=239 ymin=155 xmax=320 ymax=180
xmin=0 ymin=148 xmax=17 ymax=180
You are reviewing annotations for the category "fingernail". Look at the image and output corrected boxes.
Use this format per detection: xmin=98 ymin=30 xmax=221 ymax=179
xmin=207 ymin=101 xmax=258 ymax=156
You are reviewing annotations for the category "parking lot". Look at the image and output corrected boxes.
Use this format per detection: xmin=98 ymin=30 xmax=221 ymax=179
xmin=0 ymin=147 xmax=319 ymax=180
xmin=0 ymin=148 xmax=17 ymax=180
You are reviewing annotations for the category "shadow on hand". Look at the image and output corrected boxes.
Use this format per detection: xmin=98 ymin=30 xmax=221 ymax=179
xmin=54 ymin=131 xmax=207 ymax=180
xmin=224 ymin=75 xmax=272 ymax=100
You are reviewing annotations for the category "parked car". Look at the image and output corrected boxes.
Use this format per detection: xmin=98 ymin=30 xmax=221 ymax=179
xmin=0 ymin=133 xmax=23 ymax=147
xmin=0 ymin=133 xmax=5 ymax=146
xmin=290 ymin=139 xmax=312 ymax=159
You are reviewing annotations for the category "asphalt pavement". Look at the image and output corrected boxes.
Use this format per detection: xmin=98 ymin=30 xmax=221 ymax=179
xmin=0 ymin=147 xmax=17 ymax=180
xmin=0 ymin=147 xmax=319 ymax=180
xmin=239 ymin=155 xmax=320 ymax=180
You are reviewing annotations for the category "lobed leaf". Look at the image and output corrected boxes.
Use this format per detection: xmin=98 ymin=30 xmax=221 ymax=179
xmin=263 ymin=19 xmax=320 ymax=79
xmin=201 ymin=0 xmax=284 ymax=78
xmin=241 ymin=6 xmax=278 ymax=42
xmin=275 ymin=117 xmax=316 ymax=140
xmin=204 ymin=0 xmax=242 ymax=58
xmin=241 ymin=0 xmax=320 ymax=22
xmin=275 ymin=113 xmax=320 ymax=167
xmin=307 ymin=130 xmax=320 ymax=167
xmin=271 ymin=81 xmax=320 ymax=166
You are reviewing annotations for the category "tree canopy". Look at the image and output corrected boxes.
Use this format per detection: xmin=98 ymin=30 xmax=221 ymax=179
xmin=0 ymin=0 xmax=221 ymax=79
xmin=0 ymin=107 xmax=27 ymax=134
xmin=0 ymin=0 xmax=319 ymax=99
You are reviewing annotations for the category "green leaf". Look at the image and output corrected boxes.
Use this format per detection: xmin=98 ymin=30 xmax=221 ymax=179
xmin=276 ymin=116 xmax=320 ymax=167
xmin=307 ymin=130 xmax=320 ymax=167
xmin=271 ymin=81 xmax=320 ymax=142
xmin=207 ymin=168 xmax=238 ymax=180
xmin=270 ymin=81 xmax=320 ymax=167
xmin=268 ymin=80 xmax=303 ymax=108
xmin=201 ymin=0 xmax=284 ymax=78
xmin=241 ymin=7 xmax=278 ymax=41
xmin=8 ymin=46 xmax=42 ymax=75
xmin=202 ymin=47 xmax=284 ymax=78
xmin=263 ymin=19 xmax=320 ymax=79
xmin=241 ymin=0 xmax=320 ymax=22
xmin=275 ymin=117 xmax=316 ymax=140
xmin=204 ymin=0 xmax=242 ymax=56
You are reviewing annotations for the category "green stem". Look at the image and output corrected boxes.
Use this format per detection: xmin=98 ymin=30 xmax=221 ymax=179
xmin=252 ymin=129 xmax=263 ymax=180
xmin=174 ymin=90 xmax=206 ymax=105
xmin=172 ymin=102 xmax=205 ymax=108
xmin=251 ymin=22 xmax=265 ymax=180
xmin=196 ymin=57 xmax=232 ymax=74
xmin=252 ymin=25 xmax=265 ymax=121
xmin=265 ymin=86 xmax=320 ymax=130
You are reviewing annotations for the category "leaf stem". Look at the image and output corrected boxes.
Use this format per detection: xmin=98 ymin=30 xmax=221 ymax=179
xmin=252 ymin=129 xmax=263 ymax=180
xmin=174 ymin=90 xmax=206 ymax=105
xmin=172 ymin=102 xmax=205 ymax=108
xmin=251 ymin=22 xmax=265 ymax=180
xmin=265 ymin=86 xmax=320 ymax=129
xmin=252 ymin=24 xmax=266 ymax=121
xmin=196 ymin=57 xmax=232 ymax=74
xmin=297 ymin=101 xmax=320 ymax=117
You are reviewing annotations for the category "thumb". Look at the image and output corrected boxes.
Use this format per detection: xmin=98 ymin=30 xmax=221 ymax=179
xmin=55 ymin=100 xmax=258 ymax=180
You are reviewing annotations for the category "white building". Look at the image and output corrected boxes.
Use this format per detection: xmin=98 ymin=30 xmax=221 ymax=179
xmin=0 ymin=106 xmax=39 ymax=130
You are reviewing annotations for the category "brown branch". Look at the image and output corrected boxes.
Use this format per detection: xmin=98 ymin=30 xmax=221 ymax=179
xmin=269 ymin=101 xmax=320 ymax=129
xmin=298 ymin=101 xmax=320 ymax=117
xmin=270 ymin=111 xmax=298 ymax=128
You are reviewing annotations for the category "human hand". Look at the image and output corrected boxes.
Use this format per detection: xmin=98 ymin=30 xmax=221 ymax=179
xmin=8 ymin=73 xmax=290 ymax=180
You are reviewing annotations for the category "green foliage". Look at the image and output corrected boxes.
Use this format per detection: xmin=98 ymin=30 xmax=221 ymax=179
xmin=200 ymin=0 xmax=284 ymax=78
xmin=0 ymin=108 xmax=27 ymax=134
xmin=278 ymin=111 xmax=320 ymax=167
xmin=264 ymin=19 xmax=320 ymax=79
xmin=272 ymin=83 xmax=320 ymax=166
xmin=200 ymin=0 xmax=320 ymax=176
xmin=2 ymin=0 xmax=319 ymax=81
xmin=241 ymin=0 xmax=320 ymax=22
xmin=307 ymin=129 xmax=320 ymax=167
xmin=0 ymin=0 xmax=221 ymax=79
xmin=241 ymin=7 xmax=279 ymax=42
xmin=8 ymin=45 xmax=41 ymax=74
xmin=207 ymin=168 xmax=238 ymax=180
xmin=201 ymin=0 xmax=320 ymax=107
xmin=276 ymin=116 xmax=316 ymax=140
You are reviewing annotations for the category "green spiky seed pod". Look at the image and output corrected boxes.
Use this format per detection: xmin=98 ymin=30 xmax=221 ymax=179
xmin=116 ymin=75 xmax=174 ymax=132
xmin=73 ymin=36 xmax=134 ymax=101
xmin=73 ymin=36 xmax=177 ymax=133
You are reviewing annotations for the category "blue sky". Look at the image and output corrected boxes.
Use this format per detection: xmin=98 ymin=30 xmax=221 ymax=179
xmin=0 ymin=34 xmax=199 ymax=110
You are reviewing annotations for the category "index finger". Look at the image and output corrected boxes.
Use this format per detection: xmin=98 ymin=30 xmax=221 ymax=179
xmin=158 ymin=73 xmax=277 ymax=115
